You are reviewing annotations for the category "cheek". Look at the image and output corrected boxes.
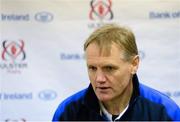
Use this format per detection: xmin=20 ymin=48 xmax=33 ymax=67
xmin=88 ymin=73 xmax=97 ymax=91
xmin=112 ymin=68 xmax=131 ymax=85
xmin=88 ymin=72 xmax=95 ymax=83
xmin=112 ymin=74 xmax=131 ymax=94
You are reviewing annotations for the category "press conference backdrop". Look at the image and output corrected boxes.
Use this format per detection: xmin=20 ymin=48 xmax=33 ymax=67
xmin=0 ymin=0 xmax=180 ymax=121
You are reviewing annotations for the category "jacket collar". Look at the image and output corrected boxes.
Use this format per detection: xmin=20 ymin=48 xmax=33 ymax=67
xmin=129 ymin=74 xmax=140 ymax=104
xmin=83 ymin=84 xmax=100 ymax=113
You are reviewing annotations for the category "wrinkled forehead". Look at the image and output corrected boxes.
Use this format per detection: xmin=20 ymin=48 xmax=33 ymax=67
xmin=85 ymin=42 xmax=124 ymax=58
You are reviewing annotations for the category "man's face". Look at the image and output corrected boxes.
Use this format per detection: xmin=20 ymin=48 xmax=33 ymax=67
xmin=85 ymin=43 xmax=137 ymax=102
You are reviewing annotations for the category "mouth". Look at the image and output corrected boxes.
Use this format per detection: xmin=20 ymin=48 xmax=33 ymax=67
xmin=96 ymin=87 xmax=111 ymax=91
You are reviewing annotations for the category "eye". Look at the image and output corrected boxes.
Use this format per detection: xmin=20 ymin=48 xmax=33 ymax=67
xmin=104 ymin=65 xmax=117 ymax=72
xmin=105 ymin=66 xmax=114 ymax=71
xmin=88 ymin=65 xmax=97 ymax=71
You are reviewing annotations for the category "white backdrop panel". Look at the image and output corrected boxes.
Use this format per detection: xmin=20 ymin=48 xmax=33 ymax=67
xmin=0 ymin=0 xmax=180 ymax=121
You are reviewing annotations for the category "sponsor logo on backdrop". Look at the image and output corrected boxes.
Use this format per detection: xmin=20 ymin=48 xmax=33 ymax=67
xmin=5 ymin=118 xmax=26 ymax=122
xmin=0 ymin=40 xmax=28 ymax=74
xmin=1 ymin=13 xmax=30 ymax=21
xmin=1 ymin=11 xmax=53 ymax=22
xmin=60 ymin=53 xmax=85 ymax=60
xmin=88 ymin=0 xmax=114 ymax=29
xmin=2 ymin=40 xmax=26 ymax=61
xmin=38 ymin=89 xmax=57 ymax=101
xmin=34 ymin=11 xmax=53 ymax=23
xmin=149 ymin=11 xmax=180 ymax=19
xmin=0 ymin=90 xmax=57 ymax=101
xmin=89 ymin=0 xmax=113 ymax=21
xmin=0 ymin=92 xmax=33 ymax=100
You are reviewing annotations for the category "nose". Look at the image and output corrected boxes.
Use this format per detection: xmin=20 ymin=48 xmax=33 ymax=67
xmin=95 ymin=70 xmax=106 ymax=83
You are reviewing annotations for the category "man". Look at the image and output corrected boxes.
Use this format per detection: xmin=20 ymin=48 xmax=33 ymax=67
xmin=53 ymin=24 xmax=180 ymax=121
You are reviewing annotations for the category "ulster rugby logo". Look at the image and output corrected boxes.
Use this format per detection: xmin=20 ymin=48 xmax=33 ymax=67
xmin=0 ymin=40 xmax=27 ymax=74
xmin=89 ymin=0 xmax=113 ymax=20
xmin=2 ymin=40 xmax=26 ymax=61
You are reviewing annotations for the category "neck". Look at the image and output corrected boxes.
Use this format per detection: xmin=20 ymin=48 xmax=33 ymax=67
xmin=103 ymin=80 xmax=133 ymax=115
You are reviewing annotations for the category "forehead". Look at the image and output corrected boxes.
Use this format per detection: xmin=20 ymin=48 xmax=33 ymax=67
xmin=85 ymin=43 xmax=124 ymax=61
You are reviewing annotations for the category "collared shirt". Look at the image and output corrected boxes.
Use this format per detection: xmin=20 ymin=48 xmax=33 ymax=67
xmin=99 ymin=102 xmax=129 ymax=121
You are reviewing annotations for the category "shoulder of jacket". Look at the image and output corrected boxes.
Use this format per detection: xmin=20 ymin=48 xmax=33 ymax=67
xmin=60 ymin=88 xmax=88 ymax=108
xmin=139 ymin=83 xmax=180 ymax=120
xmin=52 ymin=88 xmax=88 ymax=121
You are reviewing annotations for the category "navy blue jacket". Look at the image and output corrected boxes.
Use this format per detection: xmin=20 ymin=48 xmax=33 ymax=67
xmin=53 ymin=75 xmax=180 ymax=121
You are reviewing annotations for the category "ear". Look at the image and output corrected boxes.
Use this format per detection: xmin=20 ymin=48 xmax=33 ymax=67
xmin=130 ymin=55 xmax=139 ymax=75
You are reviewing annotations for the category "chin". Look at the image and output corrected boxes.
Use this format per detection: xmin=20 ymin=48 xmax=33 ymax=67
xmin=97 ymin=94 xmax=112 ymax=102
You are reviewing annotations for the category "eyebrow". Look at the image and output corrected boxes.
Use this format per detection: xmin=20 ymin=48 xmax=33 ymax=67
xmin=87 ymin=63 xmax=118 ymax=68
xmin=102 ymin=64 xmax=119 ymax=68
